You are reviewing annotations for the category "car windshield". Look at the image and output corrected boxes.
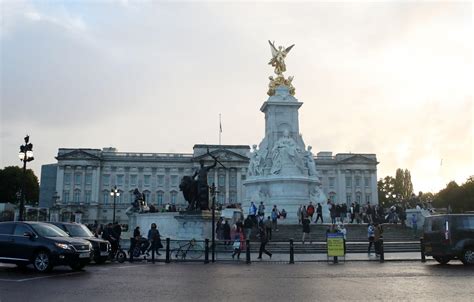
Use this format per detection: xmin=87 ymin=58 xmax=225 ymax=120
xmin=65 ymin=224 xmax=94 ymax=237
xmin=31 ymin=223 xmax=69 ymax=237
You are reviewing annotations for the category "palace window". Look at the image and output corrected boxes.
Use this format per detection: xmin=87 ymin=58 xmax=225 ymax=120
xmin=208 ymin=175 xmax=214 ymax=186
xmin=85 ymin=191 xmax=91 ymax=203
xmin=329 ymin=177 xmax=335 ymax=189
xmin=85 ymin=173 xmax=92 ymax=185
xmin=355 ymin=177 xmax=361 ymax=187
xmin=346 ymin=193 xmax=352 ymax=203
xmin=329 ymin=192 xmax=336 ymax=203
xmin=345 ymin=177 xmax=352 ymax=188
xmin=366 ymin=194 xmax=372 ymax=203
xmin=130 ymin=175 xmax=138 ymax=187
xmin=170 ymin=175 xmax=178 ymax=187
xmin=63 ymin=190 xmax=70 ymax=203
xmin=230 ymin=172 xmax=237 ymax=187
xmin=365 ymin=177 xmax=370 ymax=188
xmin=157 ymin=175 xmax=164 ymax=186
xmin=143 ymin=191 xmax=151 ymax=202
xmin=229 ymin=192 xmax=237 ymax=203
xmin=102 ymin=174 xmax=110 ymax=187
xmin=144 ymin=175 xmax=151 ymax=187
xmin=74 ymin=173 xmax=82 ymax=185
xmin=116 ymin=175 xmax=124 ymax=186
xmin=218 ymin=175 xmax=225 ymax=187
xmin=73 ymin=190 xmax=81 ymax=203
xmin=356 ymin=192 xmax=362 ymax=203
xmin=64 ymin=173 xmax=71 ymax=185
xmin=218 ymin=192 xmax=225 ymax=204
xmin=103 ymin=191 xmax=109 ymax=204
xmin=170 ymin=191 xmax=177 ymax=204
xmin=157 ymin=191 xmax=164 ymax=205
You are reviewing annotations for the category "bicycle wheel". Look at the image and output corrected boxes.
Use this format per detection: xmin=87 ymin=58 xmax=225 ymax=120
xmin=186 ymin=243 xmax=203 ymax=259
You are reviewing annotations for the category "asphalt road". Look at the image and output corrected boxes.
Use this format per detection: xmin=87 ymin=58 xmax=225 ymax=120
xmin=0 ymin=261 xmax=473 ymax=302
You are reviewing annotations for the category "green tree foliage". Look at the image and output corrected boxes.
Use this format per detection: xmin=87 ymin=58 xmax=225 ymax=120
xmin=0 ymin=166 xmax=39 ymax=205
xmin=378 ymin=176 xmax=396 ymax=206
xmin=394 ymin=168 xmax=414 ymax=199
xmin=433 ymin=177 xmax=474 ymax=213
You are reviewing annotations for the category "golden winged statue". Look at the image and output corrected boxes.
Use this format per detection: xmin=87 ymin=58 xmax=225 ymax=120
xmin=268 ymin=40 xmax=295 ymax=75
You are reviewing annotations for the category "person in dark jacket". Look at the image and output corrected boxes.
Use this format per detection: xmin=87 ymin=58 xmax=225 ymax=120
xmin=244 ymin=216 xmax=253 ymax=240
xmin=315 ymin=203 xmax=323 ymax=224
xmin=302 ymin=217 xmax=311 ymax=244
xmin=257 ymin=225 xmax=272 ymax=259
xmin=223 ymin=220 xmax=231 ymax=245
xmin=147 ymin=223 xmax=162 ymax=256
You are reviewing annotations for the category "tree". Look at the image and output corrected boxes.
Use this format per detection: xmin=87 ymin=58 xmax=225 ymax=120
xmin=394 ymin=168 xmax=414 ymax=199
xmin=0 ymin=166 xmax=39 ymax=205
xmin=378 ymin=176 xmax=396 ymax=207
xmin=433 ymin=177 xmax=474 ymax=213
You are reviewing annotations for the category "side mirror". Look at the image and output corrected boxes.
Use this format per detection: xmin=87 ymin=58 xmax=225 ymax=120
xmin=24 ymin=232 xmax=35 ymax=239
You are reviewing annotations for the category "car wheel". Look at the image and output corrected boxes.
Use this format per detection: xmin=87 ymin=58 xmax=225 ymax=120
xmin=460 ymin=248 xmax=474 ymax=266
xmin=69 ymin=262 xmax=86 ymax=271
xmin=116 ymin=251 xmax=126 ymax=263
xmin=433 ymin=256 xmax=450 ymax=265
xmin=33 ymin=251 xmax=53 ymax=273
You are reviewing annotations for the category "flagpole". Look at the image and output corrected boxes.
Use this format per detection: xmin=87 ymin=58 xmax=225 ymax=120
xmin=219 ymin=113 xmax=222 ymax=145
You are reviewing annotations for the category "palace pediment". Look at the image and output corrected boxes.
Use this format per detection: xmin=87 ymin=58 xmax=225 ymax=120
xmin=337 ymin=154 xmax=378 ymax=165
xmin=193 ymin=148 xmax=249 ymax=162
xmin=56 ymin=149 xmax=101 ymax=161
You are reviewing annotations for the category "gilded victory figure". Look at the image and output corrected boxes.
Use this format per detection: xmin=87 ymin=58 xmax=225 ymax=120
xmin=267 ymin=40 xmax=296 ymax=96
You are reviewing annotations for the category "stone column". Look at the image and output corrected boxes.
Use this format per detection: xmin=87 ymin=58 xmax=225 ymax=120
xmin=92 ymin=167 xmax=100 ymax=203
xmin=236 ymin=169 xmax=242 ymax=204
xmin=56 ymin=166 xmax=64 ymax=201
xmin=225 ymin=168 xmax=230 ymax=204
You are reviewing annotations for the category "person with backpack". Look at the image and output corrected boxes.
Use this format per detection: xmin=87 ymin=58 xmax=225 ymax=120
xmin=315 ymin=203 xmax=323 ymax=224
xmin=367 ymin=223 xmax=375 ymax=255
xmin=307 ymin=202 xmax=315 ymax=223
xmin=147 ymin=223 xmax=162 ymax=256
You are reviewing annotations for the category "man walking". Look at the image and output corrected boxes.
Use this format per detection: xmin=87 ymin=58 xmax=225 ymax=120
xmin=257 ymin=225 xmax=272 ymax=259
xmin=244 ymin=215 xmax=253 ymax=240
xmin=315 ymin=203 xmax=323 ymax=224
xmin=264 ymin=216 xmax=273 ymax=241
xmin=248 ymin=202 xmax=257 ymax=225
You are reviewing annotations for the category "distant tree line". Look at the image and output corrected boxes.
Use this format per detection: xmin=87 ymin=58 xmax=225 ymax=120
xmin=378 ymin=168 xmax=474 ymax=213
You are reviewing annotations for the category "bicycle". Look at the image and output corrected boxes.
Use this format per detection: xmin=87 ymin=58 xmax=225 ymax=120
xmin=171 ymin=239 xmax=203 ymax=260
xmin=108 ymin=242 xmax=126 ymax=263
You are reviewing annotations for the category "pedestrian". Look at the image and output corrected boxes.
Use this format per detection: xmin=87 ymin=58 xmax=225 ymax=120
xmin=335 ymin=204 xmax=341 ymax=223
xmin=257 ymin=225 xmax=272 ymax=259
xmin=366 ymin=203 xmax=373 ymax=224
xmin=258 ymin=201 xmax=265 ymax=219
xmin=411 ymin=214 xmax=418 ymax=238
xmin=216 ymin=217 xmax=223 ymax=240
xmin=302 ymin=216 xmax=311 ymax=244
xmin=249 ymin=201 xmax=257 ymax=225
xmin=147 ymin=223 xmax=162 ymax=256
xmin=271 ymin=205 xmax=279 ymax=231
xmin=330 ymin=202 xmax=336 ymax=224
xmin=350 ymin=203 xmax=355 ymax=223
xmin=307 ymin=202 xmax=315 ymax=223
xmin=301 ymin=205 xmax=308 ymax=220
xmin=223 ymin=220 xmax=231 ymax=246
xmin=231 ymin=234 xmax=241 ymax=259
xmin=244 ymin=215 xmax=253 ymax=240
xmin=341 ymin=203 xmax=347 ymax=223
xmin=338 ymin=223 xmax=347 ymax=254
xmin=374 ymin=223 xmax=383 ymax=256
xmin=297 ymin=205 xmax=303 ymax=225
xmin=367 ymin=223 xmax=375 ymax=255
xmin=315 ymin=203 xmax=323 ymax=224
xmin=355 ymin=202 xmax=361 ymax=224
xmin=264 ymin=216 xmax=273 ymax=241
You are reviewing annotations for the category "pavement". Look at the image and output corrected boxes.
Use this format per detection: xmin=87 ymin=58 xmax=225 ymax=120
xmin=1 ymin=259 xmax=473 ymax=302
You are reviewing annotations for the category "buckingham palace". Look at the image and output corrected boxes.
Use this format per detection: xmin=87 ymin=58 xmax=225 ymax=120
xmin=39 ymin=145 xmax=379 ymax=224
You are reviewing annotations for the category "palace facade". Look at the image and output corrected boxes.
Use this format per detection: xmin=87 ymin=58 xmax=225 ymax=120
xmin=39 ymin=145 xmax=379 ymax=224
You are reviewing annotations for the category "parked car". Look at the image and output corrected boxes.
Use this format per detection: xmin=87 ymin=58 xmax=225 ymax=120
xmin=422 ymin=214 xmax=474 ymax=265
xmin=0 ymin=221 xmax=92 ymax=272
xmin=49 ymin=222 xmax=111 ymax=264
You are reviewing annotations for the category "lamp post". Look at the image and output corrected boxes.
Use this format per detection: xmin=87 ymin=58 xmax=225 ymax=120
xmin=209 ymin=182 xmax=218 ymax=263
xmin=110 ymin=186 xmax=120 ymax=223
xmin=18 ymin=135 xmax=34 ymax=221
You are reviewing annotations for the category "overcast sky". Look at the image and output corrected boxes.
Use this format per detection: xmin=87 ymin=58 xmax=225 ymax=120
xmin=1 ymin=1 xmax=472 ymax=193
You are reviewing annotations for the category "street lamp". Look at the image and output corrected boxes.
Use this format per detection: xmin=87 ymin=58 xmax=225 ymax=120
xmin=18 ymin=135 xmax=34 ymax=221
xmin=110 ymin=186 xmax=120 ymax=223
xmin=209 ymin=182 xmax=218 ymax=263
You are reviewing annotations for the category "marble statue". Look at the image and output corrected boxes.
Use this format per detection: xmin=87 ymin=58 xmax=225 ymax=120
xmin=304 ymin=146 xmax=318 ymax=176
xmin=248 ymin=145 xmax=259 ymax=176
xmin=271 ymin=130 xmax=299 ymax=175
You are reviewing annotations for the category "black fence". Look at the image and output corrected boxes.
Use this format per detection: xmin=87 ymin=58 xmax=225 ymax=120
xmin=121 ymin=237 xmax=426 ymax=264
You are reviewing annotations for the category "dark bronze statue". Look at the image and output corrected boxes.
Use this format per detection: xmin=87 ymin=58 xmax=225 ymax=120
xmin=180 ymin=159 xmax=218 ymax=211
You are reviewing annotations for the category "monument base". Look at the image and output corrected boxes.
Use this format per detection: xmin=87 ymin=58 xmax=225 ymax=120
xmin=128 ymin=211 xmax=214 ymax=240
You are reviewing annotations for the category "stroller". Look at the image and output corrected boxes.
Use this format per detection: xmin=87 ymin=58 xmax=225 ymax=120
xmin=130 ymin=237 xmax=150 ymax=259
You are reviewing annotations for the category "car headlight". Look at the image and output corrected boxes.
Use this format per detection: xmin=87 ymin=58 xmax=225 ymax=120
xmin=88 ymin=242 xmax=93 ymax=250
xmin=55 ymin=243 xmax=72 ymax=250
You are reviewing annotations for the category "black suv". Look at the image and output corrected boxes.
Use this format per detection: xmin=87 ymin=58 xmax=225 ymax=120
xmin=0 ymin=221 xmax=92 ymax=272
xmin=49 ymin=222 xmax=111 ymax=264
xmin=423 ymin=214 xmax=474 ymax=265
